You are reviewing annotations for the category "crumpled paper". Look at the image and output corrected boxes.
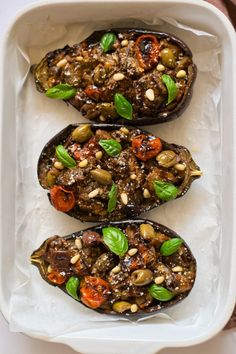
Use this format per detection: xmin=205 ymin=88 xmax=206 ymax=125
xmin=8 ymin=16 xmax=222 ymax=338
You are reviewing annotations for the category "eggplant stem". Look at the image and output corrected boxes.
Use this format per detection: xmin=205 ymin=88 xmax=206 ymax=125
xmin=190 ymin=170 xmax=202 ymax=177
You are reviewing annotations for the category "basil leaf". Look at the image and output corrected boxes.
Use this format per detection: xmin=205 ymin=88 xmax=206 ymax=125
xmin=45 ymin=84 xmax=77 ymax=100
xmin=66 ymin=276 xmax=80 ymax=301
xmin=162 ymin=74 xmax=178 ymax=105
xmin=114 ymin=93 xmax=133 ymax=120
xmin=153 ymin=180 xmax=178 ymax=201
xmin=108 ymin=182 xmax=117 ymax=213
xmin=102 ymin=226 xmax=128 ymax=256
xmin=56 ymin=145 xmax=76 ymax=168
xmin=100 ymin=32 xmax=117 ymax=53
xmin=160 ymin=238 xmax=183 ymax=256
xmin=149 ymin=284 xmax=174 ymax=302
xmin=99 ymin=139 xmax=122 ymax=157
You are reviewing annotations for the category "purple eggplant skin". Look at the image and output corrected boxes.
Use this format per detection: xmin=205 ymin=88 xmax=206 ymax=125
xmin=33 ymin=28 xmax=197 ymax=125
xmin=31 ymin=219 xmax=197 ymax=317
xmin=37 ymin=124 xmax=201 ymax=222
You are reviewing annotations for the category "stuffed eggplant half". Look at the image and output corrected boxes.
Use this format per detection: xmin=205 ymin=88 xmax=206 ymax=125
xmin=31 ymin=220 xmax=196 ymax=316
xmin=33 ymin=28 xmax=197 ymax=125
xmin=38 ymin=124 xmax=202 ymax=221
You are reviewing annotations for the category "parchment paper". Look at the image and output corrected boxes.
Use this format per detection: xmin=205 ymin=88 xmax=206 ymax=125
xmin=8 ymin=17 xmax=222 ymax=337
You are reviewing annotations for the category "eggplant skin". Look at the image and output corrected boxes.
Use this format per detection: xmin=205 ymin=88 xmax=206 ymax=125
xmin=33 ymin=28 xmax=197 ymax=125
xmin=31 ymin=219 xmax=197 ymax=316
xmin=38 ymin=124 xmax=202 ymax=222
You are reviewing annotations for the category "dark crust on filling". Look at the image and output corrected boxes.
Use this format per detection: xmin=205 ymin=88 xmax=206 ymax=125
xmin=33 ymin=28 xmax=197 ymax=125
xmin=31 ymin=219 xmax=197 ymax=317
xmin=37 ymin=124 xmax=201 ymax=222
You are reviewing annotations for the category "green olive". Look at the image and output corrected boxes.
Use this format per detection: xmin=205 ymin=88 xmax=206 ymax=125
xmin=71 ymin=124 xmax=93 ymax=143
xmin=90 ymin=169 xmax=112 ymax=185
xmin=156 ymin=150 xmax=179 ymax=168
xmin=131 ymin=269 xmax=153 ymax=286
xmin=46 ymin=171 xmax=57 ymax=187
xmin=160 ymin=48 xmax=175 ymax=68
xmin=112 ymin=301 xmax=131 ymax=313
xmin=140 ymin=224 xmax=156 ymax=240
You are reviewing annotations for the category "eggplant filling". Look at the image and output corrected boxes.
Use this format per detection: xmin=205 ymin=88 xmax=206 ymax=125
xmin=38 ymin=124 xmax=202 ymax=221
xmin=31 ymin=220 xmax=196 ymax=315
xmin=33 ymin=29 xmax=197 ymax=124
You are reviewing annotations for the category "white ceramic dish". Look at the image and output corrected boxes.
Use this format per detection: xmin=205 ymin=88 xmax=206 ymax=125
xmin=0 ymin=1 xmax=236 ymax=353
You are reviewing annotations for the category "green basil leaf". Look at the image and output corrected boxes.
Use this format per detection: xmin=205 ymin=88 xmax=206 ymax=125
xmin=66 ymin=276 xmax=80 ymax=301
xmin=100 ymin=32 xmax=117 ymax=53
xmin=45 ymin=84 xmax=77 ymax=100
xmin=162 ymin=74 xmax=178 ymax=105
xmin=153 ymin=180 xmax=178 ymax=201
xmin=149 ymin=284 xmax=175 ymax=302
xmin=108 ymin=182 xmax=117 ymax=213
xmin=114 ymin=93 xmax=133 ymax=120
xmin=160 ymin=238 xmax=183 ymax=256
xmin=102 ymin=226 xmax=128 ymax=256
xmin=99 ymin=139 xmax=122 ymax=157
xmin=56 ymin=145 xmax=77 ymax=168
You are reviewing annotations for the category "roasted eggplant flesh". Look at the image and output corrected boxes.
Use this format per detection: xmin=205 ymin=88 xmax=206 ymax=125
xmin=38 ymin=124 xmax=201 ymax=221
xmin=31 ymin=220 xmax=196 ymax=315
xmin=33 ymin=28 xmax=197 ymax=124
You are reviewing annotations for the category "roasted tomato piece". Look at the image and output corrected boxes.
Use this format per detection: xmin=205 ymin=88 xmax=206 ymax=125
xmin=50 ymin=185 xmax=76 ymax=212
xmin=47 ymin=270 xmax=66 ymax=285
xmin=84 ymin=85 xmax=101 ymax=101
xmin=80 ymin=276 xmax=110 ymax=309
xmin=131 ymin=134 xmax=162 ymax=161
xmin=135 ymin=34 xmax=160 ymax=70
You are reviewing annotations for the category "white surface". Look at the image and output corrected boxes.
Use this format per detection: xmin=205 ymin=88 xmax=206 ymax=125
xmin=0 ymin=0 xmax=235 ymax=354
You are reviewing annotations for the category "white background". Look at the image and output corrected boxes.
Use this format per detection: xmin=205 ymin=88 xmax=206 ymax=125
xmin=0 ymin=1 xmax=235 ymax=353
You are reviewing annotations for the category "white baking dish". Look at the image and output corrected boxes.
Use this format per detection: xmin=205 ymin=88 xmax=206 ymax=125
xmin=0 ymin=1 xmax=236 ymax=353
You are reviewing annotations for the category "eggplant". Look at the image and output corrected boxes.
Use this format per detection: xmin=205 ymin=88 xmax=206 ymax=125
xmin=38 ymin=124 xmax=202 ymax=222
xmin=33 ymin=28 xmax=197 ymax=125
xmin=31 ymin=219 xmax=196 ymax=316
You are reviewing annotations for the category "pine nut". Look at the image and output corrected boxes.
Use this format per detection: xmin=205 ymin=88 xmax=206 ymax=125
xmin=75 ymin=56 xmax=83 ymax=61
xmin=156 ymin=64 xmax=165 ymax=71
xmin=130 ymin=304 xmax=138 ymax=313
xmin=172 ymin=266 xmax=183 ymax=272
xmin=56 ymin=58 xmax=67 ymax=67
xmin=113 ymin=73 xmax=125 ymax=81
xmin=99 ymin=115 xmax=106 ymax=122
xmin=176 ymin=70 xmax=187 ymax=78
xmin=128 ymin=248 xmax=138 ymax=256
xmin=143 ymin=189 xmax=151 ymax=198
xmin=88 ymin=188 xmax=100 ymax=198
xmin=111 ymin=265 xmax=121 ymax=274
xmin=130 ymin=174 xmax=137 ymax=180
xmin=154 ymin=276 xmax=165 ymax=284
xmin=75 ymin=238 xmax=82 ymax=250
xmin=121 ymin=193 xmax=128 ymax=205
xmin=120 ymin=127 xmax=129 ymax=135
xmin=121 ymin=39 xmax=128 ymax=47
xmin=95 ymin=151 xmax=103 ymax=160
xmin=79 ymin=159 xmax=88 ymax=168
xmin=174 ymin=163 xmax=186 ymax=171
xmin=145 ymin=88 xmax=155 ymax=101
xmin=54 ymin=161 xmax=64 ymax=170
xmin=47 ymin=265 xmax=52 ymax=273
xmin=70 ymin=254 xmax=80 ymax=264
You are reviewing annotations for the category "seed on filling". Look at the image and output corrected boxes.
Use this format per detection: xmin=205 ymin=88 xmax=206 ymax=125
xmin=121 ymin=193 xmax=128 ymax=205
xmin=172 ymin=266 xmax=183 ymax=272
xmin=47 ymin=265 xmax=52 ymax=273
xmin=79 ymin=159 xmax=88 ymax=168
xmin=111 ymin=265 xmax=121 ymax=274
xmin=174 ymin=163 xmax=186 ymax=171
xmin=70 ymin=254 xmax=80 ymax=264
xmin=113 ymin=73 xmax=125 ymax=81
xmin=130 ymin=174 xmax=137 ymax=180
xmin=88 ymin=188 xmax=100 ymax=198
xmin=145 ymin=88 xmax=155 ymax=101
xmin=75 ymin=56 xmax=83 ymax=61
xmin=75 ymin=238 xmax=83 ymax=250
xmin=154 ymin=276 xmax=165 ymax=284
xmin=54 ymin=161 xmax=64 ymax=170
xmin=130 ymin=304 xmax=138 ymax=313
xmin=95 ymin=151 xmax=103 ymax=160
xmin=128 ymin=248 xmax=138 ymax=256
xmin=121 ymin=39 xmax=128 ymax=47
xmin=156 ymin=64 xmax=165 ymax=71
xmin=120 ymin=127 xmax=129 ymax=135
xmin=143 ymin=189 xmax=151 ymax=198
xmin=56 ymin=58 xmax=67 ymax=67
xmin=99 ymin=115 xmax=106 ymax=122
xmin=176 ymin=70 xmax=187 ymax=78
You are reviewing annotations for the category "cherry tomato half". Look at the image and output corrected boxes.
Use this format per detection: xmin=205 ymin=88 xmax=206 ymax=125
xmin=135 ymin=34 xmax=160 ymax=70
xmin=80 ymin=276 xmax=110 ymax=309
xmin=50 ymin=185 xmax=76 ymax=212
xmin=131 ymin=134 xmax=162 ymax=161
xmin=48 ymin=270 xmax=66 ymax=285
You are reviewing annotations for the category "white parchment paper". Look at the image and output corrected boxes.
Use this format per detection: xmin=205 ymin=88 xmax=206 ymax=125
xmin=8 ymin=17 xmax=222 ymax=337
